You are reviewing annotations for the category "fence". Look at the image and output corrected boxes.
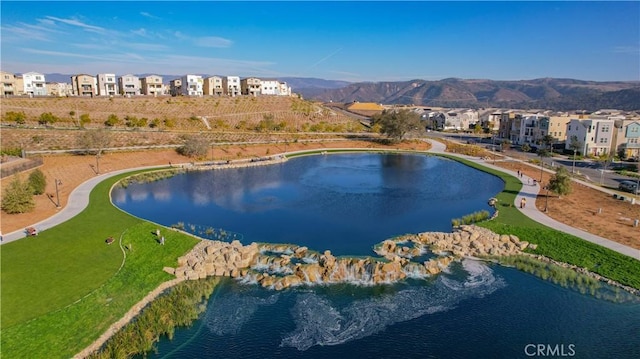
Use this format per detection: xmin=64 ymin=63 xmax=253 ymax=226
xmin=0 ymin=157 xmax=43 ymax=178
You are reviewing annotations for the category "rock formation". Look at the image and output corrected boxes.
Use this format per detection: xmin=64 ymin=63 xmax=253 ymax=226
xmin=165 ymin=225 xmax=536 ymax=291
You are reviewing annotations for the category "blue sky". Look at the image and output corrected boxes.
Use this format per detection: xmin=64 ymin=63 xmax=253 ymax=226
xmin=1 ymin=1 xmax=638 ymax=82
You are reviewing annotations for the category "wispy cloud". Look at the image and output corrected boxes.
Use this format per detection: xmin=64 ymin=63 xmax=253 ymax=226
xmin=613 ymin=45 xmax=640 ymax=54
xmin=140 ymin=12 xmax=161 ymax=20
xmin=1 ymin=24 xmax=52 ymax=42
xmin=194 ymin=36 xmax=233 ymax=48
xmin=45 ymin=16 xmax=105 ymax=33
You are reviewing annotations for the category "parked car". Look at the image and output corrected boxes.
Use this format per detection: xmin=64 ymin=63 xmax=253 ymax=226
xmin=618 ymin=180 xmax=640 ymax=194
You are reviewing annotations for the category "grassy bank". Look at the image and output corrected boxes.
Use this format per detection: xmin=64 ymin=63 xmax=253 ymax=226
xmin=443 ymin=155 xmax=640 ymax=290
xmin=0 ymin=171 xmax=200 ymax=358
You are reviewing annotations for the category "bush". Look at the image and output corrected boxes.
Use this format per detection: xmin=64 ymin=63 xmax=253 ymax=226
xmin=4 ymin=111 xmax=27 ymax=124
xmin=28 ymin=169 xmax=47 ymax=195
xmin=79 ymin=114 xmax=91 ymax=127
xmin=177 ymin=135 xmax=209 ymax=158
xmin=104 ymin=114 xmax=120 ymax=127
xmin=38 ymin=112 xmax=58 ymax=125
xmin=1 ymin=176 xmax=35 ymax=214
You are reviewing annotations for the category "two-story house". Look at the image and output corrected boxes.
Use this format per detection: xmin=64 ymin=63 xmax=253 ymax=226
xmin=181 ymin=75 xmax=203 ymax=96
xmin=169 ymin=79 xmax=182 ymax=96
xmin=71 ymin=74 xmax=97 ymax=96
xmin=240 ymin=77 xmax=261 ymax=96
xmin=118 ymin=74 xmax=140 ymax=96
xmin=21 ymin=72 xmax=47 ymax=96
xmin=46 ymin=82 xmax=73 ymax=97
xmin=223 ymin=76 xmax=240 ymax=96
xmin=203 ymin=76 xmax=224 ymax=96
xmin=141 ymin=75 xmax=163 ymax=96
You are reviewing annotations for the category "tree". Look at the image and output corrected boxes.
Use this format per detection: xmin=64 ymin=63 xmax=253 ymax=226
xmin=38 ymin=112 xmax=58 ymax=126
xmin=177 ymin=135 xmax=209 ymax=158
xmin=104 ymin=114 xmax=120 ymax=127
xmin=77 ymin=129 xmax=111 ymax=174
xmin=473 ymin=122 xmax=482 ymax=134
xmin=1 ymin=177 xmax=35 ymax=214
xmin=537 ymin=147 xmax=551 ymax=183
xmin=547 ymin=166 xmax=572 ymax=198
xmin=521 ymin=143 xmax=531 ymax=153
xmin=500 ymin=139 xmax=511 ymax=152
xmin=375 ymin=109 xmax=422 ymax=142
xmin=28 ymin=169 xmax=47 ymax=195
xmin=569 ymin=135 xmax=581 ymax=173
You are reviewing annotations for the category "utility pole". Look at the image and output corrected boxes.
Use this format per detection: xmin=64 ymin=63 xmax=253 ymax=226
xmin=55 ymin=179 xmax=62 ymax=208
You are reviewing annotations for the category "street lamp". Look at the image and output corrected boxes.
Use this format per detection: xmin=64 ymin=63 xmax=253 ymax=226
xmin=55 ymin=179 xmax=62 ymax=208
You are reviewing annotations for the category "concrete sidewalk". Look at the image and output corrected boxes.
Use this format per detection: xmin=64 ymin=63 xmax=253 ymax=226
xmin=427 ymin=139 xmax=639 ymax=260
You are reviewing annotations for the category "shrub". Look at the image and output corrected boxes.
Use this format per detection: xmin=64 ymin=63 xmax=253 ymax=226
xmin=1 ymin=176 xmax=35 ymax=214
xmin=79 ymin=114 xmax=91 ymax=127
xmin=104 ymin=114 xmax=120 ymax=127
xmin=4 ymin=111 xmax=27 ymax=124
xmin=38 ymin=112 xmax=58 ymax=125
xmin=177 ymin=135 xmax=209 ymax=158
xmin=28 ymin=169 xmax=47 ymax=195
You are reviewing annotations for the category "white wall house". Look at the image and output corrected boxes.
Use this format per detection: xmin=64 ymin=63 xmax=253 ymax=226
xmin=22 ymin=72 xmax=47 ymax=96
xmin=278 ymin=81 xmax=292 ymax=96
xmin=223 ymin=76 xmax=240 ymax=96
xmin=118 ymin=74 xmax=140 ymax=96
xmin=46 ymin=82 xmax=73 ymax=97
xmin=260 ymin=80 xmax=280 ymax=96
xmin=565 ymin=118 xmax=615 ymax=156
xmin=97 ymin=73 xmax=118 ymax=96
xmin=181 ymin=75 xmax=203 ymax=96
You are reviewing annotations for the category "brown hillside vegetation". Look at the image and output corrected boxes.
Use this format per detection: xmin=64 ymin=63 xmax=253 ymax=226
xmin=0 ymin=96 xmax=359 ymax=132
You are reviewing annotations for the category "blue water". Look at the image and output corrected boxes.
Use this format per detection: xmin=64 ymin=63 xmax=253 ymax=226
xmin=112 ymin=154 xmax=503 ymax=255
xmin=113 ymin=153 xmax=640 ymax=358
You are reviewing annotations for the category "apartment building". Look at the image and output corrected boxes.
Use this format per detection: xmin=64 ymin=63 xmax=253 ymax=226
xmin=118 ymin=74 xmax=140 ymax=96
xmin=71 ymin=74 xmax=97 ymax=96
xmin=1 ymin=71 xmax=17 ymax=96
xmin=240 ymin=77 xmax=261 ymax=96
xmin=21 ymin=72 xmax=47 ymax=96
xmin=180 ymin=75 xmax=203 ymax=96
xmin=203 ymin=76 xmax=224 ymax=96
xmin=565 ymin=118 xmax=615 ymax=156
xmin=97 ymin=73 xmax=118 ymax=96
xmin=141 ymin=75 xmax=163 ymax=96
xmin=278 ymin=81 xmax=292 ymax=96
xmin=511 ymin=114 xmax=549 ymax=146
xmin=613 ymin=119 xmax=640 ymax=160
xmin=260 ymin=80 xmax=280 ymax=96
xmin=223 ymin=76 xmax=240 ymax=96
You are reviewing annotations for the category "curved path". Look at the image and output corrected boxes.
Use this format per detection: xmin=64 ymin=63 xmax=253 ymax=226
xmin=428 ymin=139 xmax=639 ymax=260
xmin=3 ymin=142 xmax=639 ymax=260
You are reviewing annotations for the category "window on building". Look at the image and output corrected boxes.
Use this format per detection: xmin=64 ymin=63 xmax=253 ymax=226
xmin=602 ymin=126 xmax=609 ymax=132
xmin=599 ymin=138 xmax=608 ymax=144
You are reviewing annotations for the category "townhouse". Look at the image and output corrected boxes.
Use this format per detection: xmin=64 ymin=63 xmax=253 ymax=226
xmin=71 ymin=74 xmax=97 ymax=96
xmin=181 ymin=75 xmax=203 ymax=96
xmin=169 ymin=79 xmax=182 ymax=96
xmin=223 ymin=76 xmax=241 ymax=96
xmin=46 ymin=82 xmax=73 ymax=97
xmin=564 ymin=117 xmax=615 ymax=156
xmin=140 ymin=75 xmax=163 ymax=96
xmin=21 ymin=72 xmax=47 ymax=96
xmin=97 ymin=73 xmax=118 ymax=96
xmin=240 ymin=77 xmax=261 ymax=96
xmin=1 ymin=71 xmax=17 ymax=96
xmin=118 ymin=74 xmax=140 ymax=96
xmin=203 ymin=76 xmax=224 ymax=96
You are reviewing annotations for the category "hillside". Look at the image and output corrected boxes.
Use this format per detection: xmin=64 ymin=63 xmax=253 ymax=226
xmin=302 ymin=78 xmax=640 ymax=111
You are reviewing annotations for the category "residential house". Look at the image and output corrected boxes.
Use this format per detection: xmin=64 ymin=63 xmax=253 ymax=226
xmin=97 ymin=73 xmax=118 ymax=96
xmin=141 ymin=75 xmax=164 ymax=96
xmin=240 ymin=77 xmax=261 ymax=96
xmin=278 ymin=81 xmax=292 ymax=96
xmin=1 ymin=71 xmax=17 ymax=96
xmin=46 ymin=82 xmax=73 ymax=97
xmin=565 ymin=118 xmax=615 ymax=156
xmin=223 ymin=76 xmax=240 ymax=96
xmin=71 ymin=74 xmax=97 ymax=96
xmin=513 ymin=114 xmax=549 ymax=146
xmin=181 ymin=75 xmax=203 ymax=96
xmin=203 ymin=76 xmax=224 ymax=96
xmin=118 ymin=74 xmax=140 ymax=96
xmin=547 ymin=114 xmax=573 ymax=144
xmin=169 ymin=79 xmax=182 ymax=96
xmin=21 ymin=72 xmax=47 ymax=96
xmin=260 ymin=80 xmax=280 ymax=95
xmin=613 ymin=119 xmax=640 ymax=160
xmin=498 ymin=112 xmax=518 ymax=139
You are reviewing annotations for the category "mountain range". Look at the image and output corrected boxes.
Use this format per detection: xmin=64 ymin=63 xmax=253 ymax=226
xmin=43 ymin=73 xmax=639 ymax=111
xmin=299 ymin=78 xmax=640 ymax=112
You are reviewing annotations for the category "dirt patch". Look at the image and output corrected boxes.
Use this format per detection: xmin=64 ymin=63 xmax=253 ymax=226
xmin=0 ymin=140 xmax=429 ymax=233
xmin=494 ymin=160 xmax=640 ymax=250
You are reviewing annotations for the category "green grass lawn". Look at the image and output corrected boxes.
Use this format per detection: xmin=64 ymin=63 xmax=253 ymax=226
xmin=445 ymin=156 xmax=640 ymax=290
xmin=0 ymin=170 xmax=200 ymax=358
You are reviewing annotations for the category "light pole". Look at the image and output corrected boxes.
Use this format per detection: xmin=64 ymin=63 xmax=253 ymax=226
xmin=55 ymin=179 xmax=62 ymax=208
xmin=572 ymin=148 xmax=577 ymax=174
xmin=544 ymin=183 xmax=550 ymax=212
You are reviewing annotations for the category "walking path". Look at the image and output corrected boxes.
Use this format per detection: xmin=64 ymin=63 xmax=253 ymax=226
xmin=3 ymin=141 xmax=639 ymax=260
xmin=428 ymin=139 xmax=639 ymax=260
